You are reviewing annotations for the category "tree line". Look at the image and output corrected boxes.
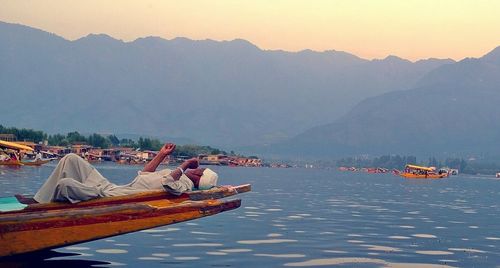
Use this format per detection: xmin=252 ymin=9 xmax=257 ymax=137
xmin=0 ymin=125 xmax=229 ymax=158
xmin=336 ymin=155 xmax=467 ymax=170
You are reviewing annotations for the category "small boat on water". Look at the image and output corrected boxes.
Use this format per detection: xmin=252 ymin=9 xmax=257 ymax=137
xmin=19 ymin=159 xmax=52 ymax=166
xmin=0 ymin=140 xmax=34 ymax=166
xmin=400 ymin=164 xmax=448 ymax=179
xmin=0 ymin=140 xmax=53 ymax=167
xmin=0 ymin=160 xmax=23 ymax=166
xmin=0 ymin=184 xmax=251 ymax=257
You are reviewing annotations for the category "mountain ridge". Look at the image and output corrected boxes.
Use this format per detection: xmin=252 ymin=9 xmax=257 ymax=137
xmin=267 ymin=46 xmax=500 ymax=158
xmin=0 ymin=21 xmax=457 ymax=149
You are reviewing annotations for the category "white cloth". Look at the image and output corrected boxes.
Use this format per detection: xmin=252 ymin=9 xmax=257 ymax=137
xmin=199 ymin=168 xmax=218 ymax=190
xmin=33 ymin=153 xmax=194 ymax=204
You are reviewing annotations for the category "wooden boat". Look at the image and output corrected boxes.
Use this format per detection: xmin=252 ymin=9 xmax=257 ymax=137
xmin=0 ymin=140 xmax=34 ymax=166
xmin=400 ymin=164 xmax=448 ymax=179
xmin=0 ymin=160 xmax=23 ymax=166
xmin=19 ymin=159 xmax=52 ymax=166
xmin=0 ymin=184 xmax=251 ymax=257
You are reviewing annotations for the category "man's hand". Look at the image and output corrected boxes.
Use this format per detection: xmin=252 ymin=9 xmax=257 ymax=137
xmin=159 ymin=143 xmax=176 ymax=156
xmin=182 ymin=158 xmax=199 ymax=169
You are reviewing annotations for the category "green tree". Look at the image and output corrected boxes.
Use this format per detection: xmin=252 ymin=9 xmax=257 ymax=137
xmin=108 ymin=135 xmax=120 ymax=146
xmin=66 ymin=131 xmax=87 ymax=144
xmin=88 ymin=134 xmax=110 ymax=149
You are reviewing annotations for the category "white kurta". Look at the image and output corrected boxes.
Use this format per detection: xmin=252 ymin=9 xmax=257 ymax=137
xmin=33 ymin=153 xmax=193 ymax=204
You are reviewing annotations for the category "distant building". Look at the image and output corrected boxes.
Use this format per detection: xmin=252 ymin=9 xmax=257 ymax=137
xmin=45 ymin=146 xmax=71 ymax=156
xmin=198 ymin=154 xmax=229 ymax=165
xmin=0 ymin=134 xmax=16 ymax=142
xmin=71 ymin=144 xmax=93 ymax=156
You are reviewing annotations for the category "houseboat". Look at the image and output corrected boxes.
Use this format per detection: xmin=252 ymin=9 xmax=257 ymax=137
xmin=400 ymin=164 xmax=448 ymax=179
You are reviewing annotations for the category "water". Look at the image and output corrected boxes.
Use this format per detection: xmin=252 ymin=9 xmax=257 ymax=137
xmin=1 ymin=163 xmax=500 ymax=267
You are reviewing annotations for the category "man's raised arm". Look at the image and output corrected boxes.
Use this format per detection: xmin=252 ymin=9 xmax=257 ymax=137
xmin=142 ymin=143 xmax=175 ymax=172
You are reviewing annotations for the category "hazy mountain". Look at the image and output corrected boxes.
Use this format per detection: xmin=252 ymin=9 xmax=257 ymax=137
xmin=0 ymin=21 xmax=453 ymax=147
xmin=270 ymin=46 xmax=500 ymax=157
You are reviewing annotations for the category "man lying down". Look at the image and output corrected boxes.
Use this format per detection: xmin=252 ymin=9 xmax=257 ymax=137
xmin=33 ymin=143 xmax=218 ymax=204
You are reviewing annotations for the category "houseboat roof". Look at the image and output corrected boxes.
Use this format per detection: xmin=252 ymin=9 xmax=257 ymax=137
xmin=0 ymin=140 xmax=34 ymax=151
xmin=405 ymin=164 xmax=434 ymax=171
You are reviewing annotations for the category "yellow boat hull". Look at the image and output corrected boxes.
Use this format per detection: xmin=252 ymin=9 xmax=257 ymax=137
xmin=400 ymin=172 xmax=447 ymax=179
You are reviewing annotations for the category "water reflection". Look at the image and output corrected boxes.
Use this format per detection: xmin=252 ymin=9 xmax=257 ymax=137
xmin=0 ymin=250 xmax=111 ymax=268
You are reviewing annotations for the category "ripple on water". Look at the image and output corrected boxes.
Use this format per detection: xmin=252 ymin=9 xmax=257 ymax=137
xmin=448 ymin=248 xmax=486 ymax=253
xmin=152 ymin=253 xmax=171 ymax=257
xmin=206 ymin=251 xmax=228 ymax=255
xmin=173 ymin=243 xmax=223 ymax=247
xmin=173 ymin=256 xmax=200 ymax=261
xmin=190 ymin=231 xmax=220 ymax=235
xmin=416 ymin=251 xmax=454 ymax=255
xmin=238 ymin=239 xmax=297 ymax=245
xmin=412 ymin=234 xmax=437 ymax=239
xmin=486 ymin=237 xmax=500 ymax=241
xmin=284 ymin=257 xmax=456 ymax=267
xmin=255 ymin=253 xmax=306 ymax=258
xmin=219 ymin=248 xmax=253 ymax=253
xmin=94 ymin=261 xmax=126 ymax=267
xmin=267 ymin=233 xmax=283 ymax=237
xmin=361 ymin=245 xmax=402 ymax=252
xmin=96 ymin=249 xmax=128 ymax=254
xmin=141 ymin=227 xmax=180 ymax=233
xmin=138 ymin=257 xmax=164 ymax=260
xmin=388 ymin=236 xmax=411 ymax=240
xmin=347 ymin=234 xmax=364 ymax=237
xmin=64 ymin=246 xmax=90 ymax=250
xmin=323 ymin=250 xmax=347 ymax=254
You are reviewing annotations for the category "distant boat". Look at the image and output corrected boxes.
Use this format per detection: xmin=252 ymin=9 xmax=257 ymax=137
xmin=496 ymin=172 xmax=500 ymax=178
xmin=20 ymin=159 xmax=52 ymax=166
xmin=0 ymin=140 xmax=34 ymax=166
xmin=0 ymin=159 xmax=23 ymax=166
xmin=400 ymin=164 xmax=448 ymax=179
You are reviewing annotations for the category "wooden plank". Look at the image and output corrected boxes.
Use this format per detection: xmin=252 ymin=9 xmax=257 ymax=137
xmin=6 ymin=184 xmax=251 ymax=214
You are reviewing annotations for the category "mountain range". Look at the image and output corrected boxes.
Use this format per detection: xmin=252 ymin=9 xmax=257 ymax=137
xmin=0 ymin=21 xmax=454 ymax=150
xmin=268 ymin=46 xmax=500 ymax=158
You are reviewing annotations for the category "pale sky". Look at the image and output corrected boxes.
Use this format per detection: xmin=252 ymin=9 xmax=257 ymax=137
xmin=1 ymin=0 xmax=499 ymax=61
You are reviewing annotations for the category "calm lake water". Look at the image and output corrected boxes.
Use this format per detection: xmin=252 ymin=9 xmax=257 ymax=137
xmin=1 ymin=163 xmax=500 ymax=267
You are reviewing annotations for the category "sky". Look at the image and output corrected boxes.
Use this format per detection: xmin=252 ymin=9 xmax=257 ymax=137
xmin=1 ymin=0 xmax=499 ymax=61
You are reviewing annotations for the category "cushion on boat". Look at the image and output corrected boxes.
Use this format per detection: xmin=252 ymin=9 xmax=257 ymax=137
xmin=0 ymin=196 xmax=28 ymax=212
